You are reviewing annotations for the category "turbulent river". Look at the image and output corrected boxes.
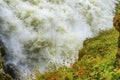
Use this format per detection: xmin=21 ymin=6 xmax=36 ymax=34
xmin=0 ymin=0 xmax=116 ymax=76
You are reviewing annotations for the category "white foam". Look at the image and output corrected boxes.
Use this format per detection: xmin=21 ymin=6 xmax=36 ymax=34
xmin=0 ymin=0 xmax=115 ymax=75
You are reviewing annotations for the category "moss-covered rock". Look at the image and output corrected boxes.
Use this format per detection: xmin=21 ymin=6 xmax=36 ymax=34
xmin=113 ymin=14 xmax=120 ymax=32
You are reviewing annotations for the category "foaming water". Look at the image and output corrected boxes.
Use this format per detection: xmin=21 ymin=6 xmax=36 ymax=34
xmin=0 ymin=0 xmax=115 ymax=75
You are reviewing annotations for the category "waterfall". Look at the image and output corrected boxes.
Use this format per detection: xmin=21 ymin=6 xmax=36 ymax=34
xmin=0 ymin=0 xmax=115 ymax=75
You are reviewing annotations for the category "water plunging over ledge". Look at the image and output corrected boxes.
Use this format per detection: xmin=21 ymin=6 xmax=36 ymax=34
xmin=0 ymin=0 xmax=116 ymax=76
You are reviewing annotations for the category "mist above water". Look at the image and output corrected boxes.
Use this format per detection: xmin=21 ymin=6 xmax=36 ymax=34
xmin=0 ymin=0 xmax=115 ymax=75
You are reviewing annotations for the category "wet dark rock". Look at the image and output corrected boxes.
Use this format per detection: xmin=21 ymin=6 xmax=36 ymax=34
xmin=0 ymin=40 xmax=21 ymax=80
xmin=3 ymin=64 xmax=21 ymax=80
xmin=0 ymin=41 xmax=6 ymax=57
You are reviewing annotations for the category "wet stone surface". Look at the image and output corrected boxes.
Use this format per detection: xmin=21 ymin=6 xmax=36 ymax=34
xmin=0 ymin=41 xmax=21 ymax=80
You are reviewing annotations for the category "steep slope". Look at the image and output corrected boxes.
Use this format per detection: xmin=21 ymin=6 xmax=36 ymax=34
xmin=33 ymin=29 xmax=120 ymax=80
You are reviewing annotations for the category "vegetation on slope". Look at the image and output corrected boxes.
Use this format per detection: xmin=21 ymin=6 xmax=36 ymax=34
xmin=32 ymin=28 xmax=120 ymax=80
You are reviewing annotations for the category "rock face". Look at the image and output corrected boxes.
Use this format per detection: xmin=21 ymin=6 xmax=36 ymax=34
xmin=0 ymin=42 xmax=13 ymax=80
xmin=3 ymin=64 xmax=21 ymax=80
xmin=0 ymin=41 xmax=21 ymax=80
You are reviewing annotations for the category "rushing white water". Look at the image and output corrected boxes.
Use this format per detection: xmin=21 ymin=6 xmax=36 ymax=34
xmin=0 ymin=0 xmax=115 ymax=75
